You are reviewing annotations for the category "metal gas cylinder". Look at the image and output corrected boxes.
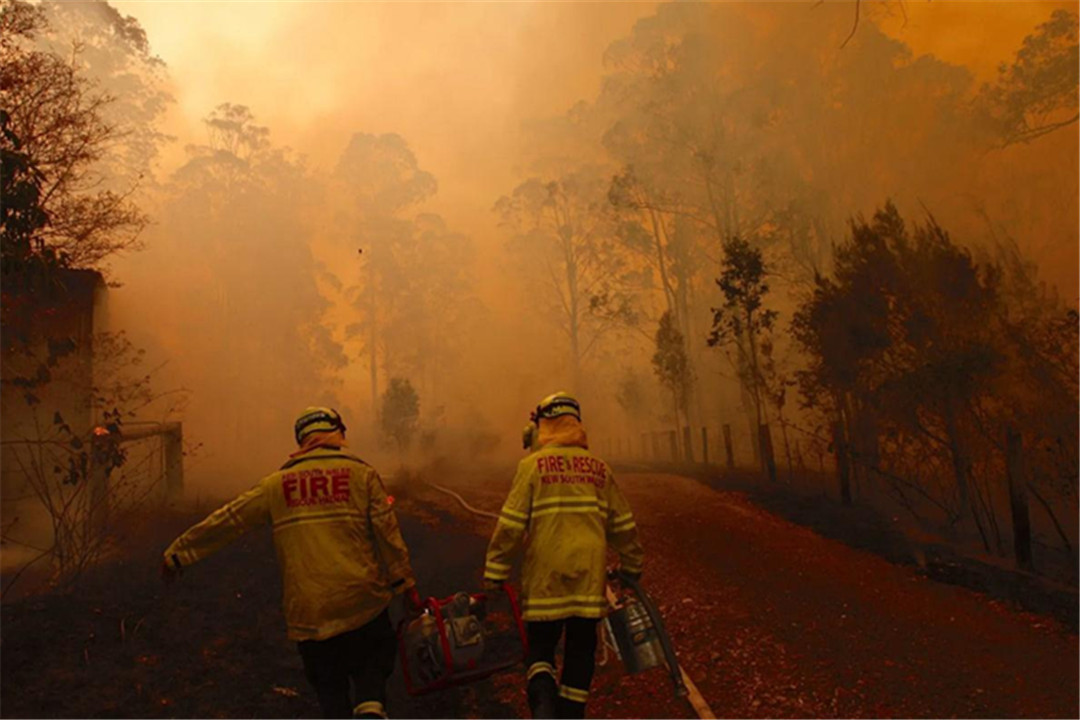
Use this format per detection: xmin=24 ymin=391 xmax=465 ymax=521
xmin=607 ymin=596 xmax=663 ymax=674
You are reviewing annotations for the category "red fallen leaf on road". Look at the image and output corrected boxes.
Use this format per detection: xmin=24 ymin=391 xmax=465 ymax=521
xmin=135 ymin=655 xmax=161 ymax=666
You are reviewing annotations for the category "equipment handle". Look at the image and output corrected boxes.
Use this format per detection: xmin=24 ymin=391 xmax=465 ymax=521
xmin=608 ymin=571 xmax=688 ymax=698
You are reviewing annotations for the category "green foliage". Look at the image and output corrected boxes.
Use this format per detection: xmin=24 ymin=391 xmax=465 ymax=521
xmin=336 ymin=132 xmax=437 ymax=212
xmin=792 ymin=202 xmax=1078 ymax=541
xmin=708 ymin=236 xmax=778 ymax=427
xmin=35 ymin=0 xmax=172 ymax=187
xmin=333 ymin=132 xmax=471 ymax=410
xmin=615 ymin=371 xmax=649 ymax=418
xmin=651 ymin=310 xmax=693 ymax=414
xmin=49 ymin=407 xmax=126 ymax=486
xmin=380 ymin=377 xmax=420 ymax=451
xmin=0 ymin=110 xmax=57 ymax=277
xmin=0 ymin=0 xmax=150 ymax=271
xmin=708 ymin=237 xmax=777 ymax=349
xmin=977 ymin=9 xmax=1079 ymax=146
xmin=497 ymin=168 xmax=643 ymax=381
xmin=0 ymin=4 xmax=66 ymax=340
xmin=792 ymin=202 xmax=1002 ymax=415
xmin=0 ymin=106 xmax=69 ymax=346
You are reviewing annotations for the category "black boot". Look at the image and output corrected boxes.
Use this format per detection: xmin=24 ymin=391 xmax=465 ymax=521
xmin=555 ymin=697 xmax=586 ymax=719
xmin=527 ymin=674 xmax=558 ymax=719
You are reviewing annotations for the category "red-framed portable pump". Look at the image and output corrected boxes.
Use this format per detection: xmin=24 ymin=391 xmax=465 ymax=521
xmin=397 ymin=583 xmax=528 ymax=696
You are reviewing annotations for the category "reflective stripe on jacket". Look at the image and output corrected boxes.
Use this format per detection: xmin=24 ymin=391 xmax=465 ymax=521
xmin=163 ymin=446 xmax=415 ymax=641
xmin=483 ymin=445 xmax=644 ymax=621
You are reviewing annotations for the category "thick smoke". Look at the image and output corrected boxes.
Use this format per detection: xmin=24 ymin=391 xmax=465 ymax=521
xmin=84 ymin=0 xmax=1077 ymax=496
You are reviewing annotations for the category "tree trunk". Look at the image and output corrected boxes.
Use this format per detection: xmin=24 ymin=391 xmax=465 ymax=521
xmin=728 ymin=168 xmax=740 ymax=238
xmin=670 ymin=392 xmax=682 ymax=461
xmin=683 ymin=425 xmax=694 ymax=463
xmin=1028 ymin=483 xmax=1076 ymax=569
xmin=746 ymin=413 xmax=760 ymax=465
xmin=849 ymin=400 xmax=880 ymax=496
xmin=759 ymin=423 xmax=777 ymax=483
xmin=1005 ymin=425 xmax=1033 ymax=571
xmin=701 ymin=426 xmax=709 ymax=465
xmin=723 ymin=424 xmax=735 ymax=470
xmin=779 ymin=413 xmax=793 ymax=484
xmin=943 ymin=400 xmax=971 ymax=526
xmin=735 ymin=340 xmax=760 ymax=465
xmin=843 ymin=394 xmax=863 ymax=498
xmin=832 ymin=419 xmax=852 ymax=505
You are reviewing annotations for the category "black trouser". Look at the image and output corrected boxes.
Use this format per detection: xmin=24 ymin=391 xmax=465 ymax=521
xmin=297 ymin=609 xmax=397 ymax=719
xmin=526 ymin=618 xmax=599 ymax=719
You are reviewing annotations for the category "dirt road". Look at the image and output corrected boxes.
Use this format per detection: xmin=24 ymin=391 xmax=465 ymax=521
xmin=624 ymin=472 xmax=1078 ymax=718
xmin=1 ymin=469 xmax=1076 ymax=718
xmin=410 ymin=470 xmax=1079 ymax=719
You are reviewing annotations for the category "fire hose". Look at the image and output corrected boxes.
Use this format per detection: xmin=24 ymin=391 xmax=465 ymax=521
xmin=423 ymin=481 xmax=500 ymax=521
xmin=422 ymin=480 xmax=716 ymax=720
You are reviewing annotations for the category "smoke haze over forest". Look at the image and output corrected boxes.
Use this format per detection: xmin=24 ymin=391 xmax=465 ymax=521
xmin=4 ymin=0 xmax=1077 ymax=527
xmin=116 ymin=0 xmax=1077 ymax=273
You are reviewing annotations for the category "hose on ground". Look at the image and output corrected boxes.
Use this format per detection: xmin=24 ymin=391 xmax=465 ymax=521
xmin=423 ymin=481 xmax=501 ymax=521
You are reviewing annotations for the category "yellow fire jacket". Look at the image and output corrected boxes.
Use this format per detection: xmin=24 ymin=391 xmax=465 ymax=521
xmin=163 ymin=446 xmax=415 ymax=641
xmin=483 ymin=441 xmax=644 ymax=621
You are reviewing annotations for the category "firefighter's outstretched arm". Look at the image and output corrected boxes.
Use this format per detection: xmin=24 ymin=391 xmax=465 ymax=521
xmin=483 ymin=459 xmax=533 ymax=584
xmin=606 ymin=475 xmax=644 ymax=577
xmin=163 ymin=482 xmax=269 ymax=572
xmin=367 ymin=471 xmax=416 ymax=594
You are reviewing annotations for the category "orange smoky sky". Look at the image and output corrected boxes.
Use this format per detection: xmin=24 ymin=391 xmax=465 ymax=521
xmin=112 ymin=0 xmax=658 ymax=239
xmin=90 ymin=0 xmax=1077 ymax=489
xmin=113 ymin=1 xmax=1077 ymax=286
xmin=880 ymin=0 xmax=1078 ymax=79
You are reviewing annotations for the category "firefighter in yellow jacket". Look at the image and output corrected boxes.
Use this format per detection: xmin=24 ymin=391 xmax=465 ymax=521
xmin=484 ymin=392 xmax=644 ymax=719
xmin=161 ymin=407 xmax=419 ymax=719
